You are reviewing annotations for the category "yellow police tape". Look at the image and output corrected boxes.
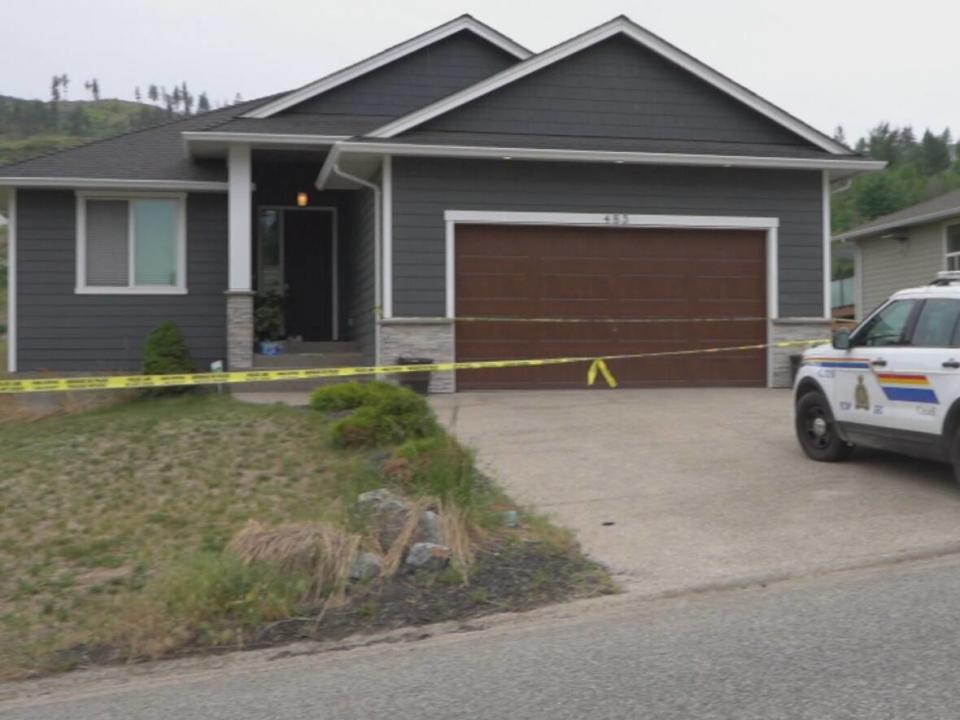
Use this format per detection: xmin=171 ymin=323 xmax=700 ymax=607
xmin=0 ymin=339 xmax=827 ymax=395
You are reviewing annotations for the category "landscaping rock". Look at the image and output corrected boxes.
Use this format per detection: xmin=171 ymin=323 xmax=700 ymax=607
xmin=349 ymin=552 xmax=383 ymax=582
xmin=405 ymin=542 xmax=452 ymax=571
xmin=356 ymin=488 xmax=445 ymax=550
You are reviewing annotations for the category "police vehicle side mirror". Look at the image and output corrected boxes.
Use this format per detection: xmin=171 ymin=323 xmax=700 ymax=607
xmin=832 ymin=328 xmax=851 ymax=350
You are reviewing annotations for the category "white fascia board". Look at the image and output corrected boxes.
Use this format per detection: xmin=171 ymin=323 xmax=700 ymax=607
xmin=369 ymin=16 xmax=850 ymax=156
xmin=315 ymin=143 xmax=344 ymax=190
xmin=0 ymin=177 xmax=229 ymax=192
xmin=324 ymin=141 xmax=886 ymax=173
xmin=183 ymin=131 xmax=349 ymax=145
xmin=836 ymin=207 xmax=960 ymax=242
xmin=242 ymin=16 xmax=531 ymax=119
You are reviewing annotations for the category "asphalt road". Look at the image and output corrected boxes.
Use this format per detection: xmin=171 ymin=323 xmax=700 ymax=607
xmin=6 ymin=555 xmax=960 ymax=719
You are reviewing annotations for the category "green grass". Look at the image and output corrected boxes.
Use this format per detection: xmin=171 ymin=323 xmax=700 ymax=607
xmin=0 ymin=394 xmax=385 ymax=674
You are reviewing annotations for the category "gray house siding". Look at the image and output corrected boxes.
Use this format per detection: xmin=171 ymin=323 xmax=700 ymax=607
xmin=411 ymin=34 xmax=817 ymax=152
xmin=283 ymin=30 xmax=518 ymax=122
xmin=16 ymin=190 xmax=227 ymax=371
xmin=390 ymin=158 xmax=824 ymax=317
xmin=345 ymin=185 xmax=378 ymax=365
xmin=856 ymin=221 xmax=947 ymax=317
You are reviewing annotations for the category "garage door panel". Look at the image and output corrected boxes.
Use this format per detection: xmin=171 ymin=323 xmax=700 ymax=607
xmin=455 ymin=225 xmax=767 ymax=389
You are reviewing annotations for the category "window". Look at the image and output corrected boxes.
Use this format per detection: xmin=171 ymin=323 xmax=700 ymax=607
xmin=77 ymin=194 xmax=185 ymax=293
xmin=910 ymin=299 xmax=960 ymax=347
xmin=852 ymin=299 xmax=917 ymax=347
xmin=947 ymin=224 xmax=960 ymax=271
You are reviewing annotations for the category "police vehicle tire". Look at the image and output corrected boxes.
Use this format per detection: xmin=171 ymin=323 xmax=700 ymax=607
xmin=795 ymin=391 xmax=853 ymax=462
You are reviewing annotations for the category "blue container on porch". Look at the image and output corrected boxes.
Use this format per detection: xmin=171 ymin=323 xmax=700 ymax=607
xmin=259 ymin=340 xmax=286 ymax=356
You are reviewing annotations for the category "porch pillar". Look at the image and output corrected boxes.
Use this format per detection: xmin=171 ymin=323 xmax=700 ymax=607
xmin=226 ymin=144 xmax=254 ymax=369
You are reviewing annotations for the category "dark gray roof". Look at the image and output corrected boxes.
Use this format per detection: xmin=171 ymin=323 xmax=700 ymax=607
xmin=0 ymin=95 xmax=281 ymax=181
xmin=360 ymin=130 xmax=854 ymax=159
xmin=208 ymin=114 xmax=392 ymax=136
xmin=836 ymin=188 xmax=960 ymax=241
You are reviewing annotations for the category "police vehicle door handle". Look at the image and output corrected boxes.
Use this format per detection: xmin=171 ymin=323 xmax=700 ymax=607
xmin=871 ymin=358 xmax=887 ymax=368
xmin=943 ymin=359 xmax=960 ymax=369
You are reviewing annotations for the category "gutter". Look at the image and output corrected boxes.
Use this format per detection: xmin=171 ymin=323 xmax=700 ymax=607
xmin=836 ymin=206 xmax=960 ymax=242
xmin=325 ymin=161 xmax=383 ymax=368
xmin=317 ymin=140 xmax=886 ymax=174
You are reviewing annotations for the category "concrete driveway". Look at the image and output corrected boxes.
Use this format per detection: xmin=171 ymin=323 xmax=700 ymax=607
xmin=431 ymin=388 xmax=960 ymax=594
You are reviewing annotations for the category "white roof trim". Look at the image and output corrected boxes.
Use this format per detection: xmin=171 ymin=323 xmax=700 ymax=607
xmin=314 ymin=140 xmax=885 ymax=189
xmin=183 ymin=132 xmax=349 ymax=145
xmin=368 ymin=16 xmax=850 ymax=156
xmin=242 ymin=16 xmax=531 ymax=119
xmin=836 ymin=206 xmax=960 ymax=242
xmin=0 ymin=177 xmax=229 ymax=192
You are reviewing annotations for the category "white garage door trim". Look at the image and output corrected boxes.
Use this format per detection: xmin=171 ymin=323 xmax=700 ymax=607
xmin=443 ymin=210 xmax=781 ymax=388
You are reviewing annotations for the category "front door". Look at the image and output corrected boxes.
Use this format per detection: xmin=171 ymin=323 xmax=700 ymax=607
xmin=282 ymin=210 xmax=334 ymax=341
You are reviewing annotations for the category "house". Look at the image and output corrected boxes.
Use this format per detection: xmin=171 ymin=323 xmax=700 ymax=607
xmin=0 ymin=15 xmax=882 ymax=391
xmin=836 ymin=189 xmax=960 ymax=319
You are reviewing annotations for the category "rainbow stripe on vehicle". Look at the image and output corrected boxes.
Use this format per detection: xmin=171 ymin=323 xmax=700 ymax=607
xmin=876 ymin=373 xmax=939 ymax=404
xmin=803 ymin=357 xmax=871 ymax=370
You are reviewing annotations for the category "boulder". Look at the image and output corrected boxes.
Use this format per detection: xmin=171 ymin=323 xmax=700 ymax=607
xmin=405 ymin=542 xmax=452 ymax=571
xmin=356 ymin=489 xmax=444 ymax=550
xmin=349 ymin=551 xmax=383 ymax=582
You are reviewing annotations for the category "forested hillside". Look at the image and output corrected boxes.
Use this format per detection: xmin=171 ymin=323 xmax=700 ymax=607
xmin=833 ymin=124 xmax=960 ymax=233
xmin=0 ymin=76 xmax=237 ymax=165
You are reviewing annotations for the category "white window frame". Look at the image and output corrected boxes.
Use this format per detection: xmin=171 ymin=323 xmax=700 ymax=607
xmin=945 ymin=222 xmax=960 ymax=272
xmin=75 ymin=191 xmax=187 ymax=295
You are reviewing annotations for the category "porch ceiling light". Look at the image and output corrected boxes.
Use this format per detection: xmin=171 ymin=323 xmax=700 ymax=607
xmin=297 ymin=192 xmax=309 ymax=207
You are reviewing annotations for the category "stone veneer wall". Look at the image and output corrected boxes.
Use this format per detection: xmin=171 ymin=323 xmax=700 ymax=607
xmin=379 ymin=319 xmax=455 ymax=393
xmin=769 ymin=318 xmax=833 ymax=388
xmin=225 ymin=291 xmax=255 ymax=370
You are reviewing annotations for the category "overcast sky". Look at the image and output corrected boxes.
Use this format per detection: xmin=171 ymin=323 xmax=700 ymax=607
xmin=3 ymin=0 xmax=957 ymax=142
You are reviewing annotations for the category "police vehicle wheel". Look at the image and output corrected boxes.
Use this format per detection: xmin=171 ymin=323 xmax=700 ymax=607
xmin=795 ymin=391 xmax=853 ymax=462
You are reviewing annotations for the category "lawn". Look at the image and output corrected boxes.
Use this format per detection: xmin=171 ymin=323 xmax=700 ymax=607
xmin=0 ymin=391 xmax=610 ymax=677
xmin=0 ymin=395 xmax=384 ymax=672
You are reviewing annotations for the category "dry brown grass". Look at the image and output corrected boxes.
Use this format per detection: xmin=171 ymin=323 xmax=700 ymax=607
xmin=228 ymin=520 xmax=361 ymax=606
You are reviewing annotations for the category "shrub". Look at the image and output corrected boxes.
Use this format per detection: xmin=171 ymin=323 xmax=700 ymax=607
xmin=394 ymin=435 xmax=482 ymax=510
xmin=315 ymin=382 xmax=441 ymax=448
xmin=143 ymin=321 xmax=195 ymax=394
xmin=310 ymin=382 xmax=372 ymax=412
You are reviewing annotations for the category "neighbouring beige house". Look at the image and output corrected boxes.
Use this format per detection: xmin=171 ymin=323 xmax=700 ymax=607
xmin=836 ymin=188 xmax=960 ymax=319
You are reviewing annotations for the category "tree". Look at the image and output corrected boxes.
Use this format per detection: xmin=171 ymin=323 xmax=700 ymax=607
xmin=134 ymin=86 xmax=142 ymax=102
xmin=171 ymin=85 xmax=182 ymax=112
xmin=148 ymin=84 xmax=159 ymax=103
xmin=920 ymin=129 xmax=951 ymax=174
xmin=197 ymin=92 xmax=210 ymax=113
xmin=68 ymin=106 xmax=92 ymax=135
xmin=50 ymin=75 xmax=61 ymax=103
xmin=180 ymin=81 xmax=193 ymax=115
xmin=854 ymin=172 xmax=910 ymax=220
xmin=91 ymin=78 xmax=100 ymax=101
xmin=234 ymin=93 xmax=243 ymax=105
xmin=60 ymin=74 xmax=69 ymax=99
xmin=833 ymin=125 xmax=847 ymax=146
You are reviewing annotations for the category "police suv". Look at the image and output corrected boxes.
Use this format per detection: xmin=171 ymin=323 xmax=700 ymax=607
xmin=795 ymin=272 xmax=960 ymax=480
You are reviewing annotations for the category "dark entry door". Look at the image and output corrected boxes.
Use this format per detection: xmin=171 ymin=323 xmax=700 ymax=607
xmin=283 ymin=210 xmax=334 ymax=341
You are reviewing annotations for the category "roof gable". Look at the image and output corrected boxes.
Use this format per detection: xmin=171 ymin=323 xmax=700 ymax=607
xmin=401 ymin=34 xmax=815 ymax=152
xmin=368 ymin=16 xmax=849 ymax=156
xmin=243 ymin=15 xmax=530 ymax=119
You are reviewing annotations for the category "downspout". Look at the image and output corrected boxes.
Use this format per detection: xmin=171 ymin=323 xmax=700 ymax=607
xmin=330 ymin=161 xmax=383 ymax=368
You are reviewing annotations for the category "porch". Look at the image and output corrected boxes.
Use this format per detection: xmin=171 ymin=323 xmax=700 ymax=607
xmin=225 ymin=149 xmax=377 ymax=387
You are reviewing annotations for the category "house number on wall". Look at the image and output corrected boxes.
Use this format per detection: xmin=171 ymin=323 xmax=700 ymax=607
xmin=603 ymin=213 xmax=630 ymax=225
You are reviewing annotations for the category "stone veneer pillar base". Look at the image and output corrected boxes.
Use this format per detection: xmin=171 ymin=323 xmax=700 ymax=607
xmin=769 ymin=318 xmax=833 ymax=388
xmin=379 ymin=318 xmax=455 ymax=393
xmin=225 ymin=290 xmax=255 ymax=370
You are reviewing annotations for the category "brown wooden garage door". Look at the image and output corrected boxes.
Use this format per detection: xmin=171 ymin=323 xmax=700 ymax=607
xmin=454 ymin=224 xmax=767 ymax=390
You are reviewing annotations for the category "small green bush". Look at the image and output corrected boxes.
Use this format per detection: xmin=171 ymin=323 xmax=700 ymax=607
xmin=310 ymin=382 xmax=372 ymax=412
xmin=395 ymin=435 xmax=482 ymax=509
xmin=143 ymin=321 xmax=195 ymax=394
xmin=318 ymin=382 xmax=440 ymax=448
xmin=150 ymin=551 xmax=309 ymax=630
